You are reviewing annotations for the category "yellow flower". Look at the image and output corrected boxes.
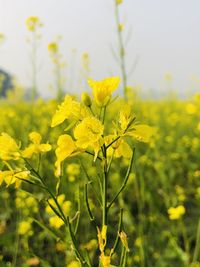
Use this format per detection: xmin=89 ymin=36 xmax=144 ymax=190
xmin=164 ymin=73 xmax=173 ymax=81
xmin=74 ymin=117 xmax=104 ymax=160
xmin=116 ymin=0 xmax=123 ymax=4
xmin=88 ymin=77 xmax=120 ymax=106
xmin=49 ymin=216 xmax=64 ymax=229
xmin=127 ymin=124 xmax=155 ymax=143
xmin=0 ymin=33 xmax=5 ymax=44
xmin=194 ymin=92 xmax=200 ymax=103
xmin=0 ymin=133 xmax=20 ymax=160
xmin=51 ymin=95 xmax=90 ymax=127
xmin=48 ymin=42 xmax=58 ymax=54
xmin=118 ymin=23 xmax=125 ymax=31
xmin=186 ymin=103 xmax=197 ymax=114
xmin=135 ymin=237 xmax=142 ymax=248
xmin=119 ymin=231 xmax=130 ymax=252
xmin=26 ymin=257 xmax=40 ymax=266
xmin=55 ymin=135 xmax=78 ymax=177
xmin=81 ymin=92 xmax=92 ymax=107
xmin=105 ymin=135 xmax=132 ymax=158
xmin=0 ymin=169 xmax=30 ymax=188
xmin=100 ymin=254 xmax=111 ymax=267
xmin=66 ymin=163 xmax=80 ymax=176
xmin=18 ymin=219 xmax=33 ymax=236
xmin=26 ymin=16 xmax=42 ymax=31
xmin=119 ymin=104 xmax=134 ymax=131
xmin=68 ymin=261 xmax=81 ymax=267
xmin=168 ymin=205 xmax=185 ymax=220
xmin=22 ymin=132 xmax=51 ymax=158
xmin=51 ymin=95 xmax=73 ymax=127
xmin=97 ymin=225 xmax=107 ymax=252
xmin=197 ymin=122 xmax=200 ymax=132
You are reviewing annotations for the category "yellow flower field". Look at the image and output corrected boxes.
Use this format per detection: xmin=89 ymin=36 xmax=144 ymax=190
xmin=0 ymin=1 xmax=200 ymax=267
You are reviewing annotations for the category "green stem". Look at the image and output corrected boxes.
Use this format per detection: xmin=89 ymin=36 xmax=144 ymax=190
xmin=114 ymin=1 xmax=128 ymax=99
xmin=107 ymin=149 xmax=135 ymax=211
xmin=180 ymin=219 xmax=190 ymax=263
xmin=111 ymin=209 xmax=123 ymax=256
xmin=193 ymin=218 xmax=200 ymax=262
xmin=85 ymin=184 xmax=97 ymax=229
xmin=102 ymin=145 xmax=108 ymax=226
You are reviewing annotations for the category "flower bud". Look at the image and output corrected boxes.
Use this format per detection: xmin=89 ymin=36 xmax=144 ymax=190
xmin=81 ymin=92 xmax=92 ymax=107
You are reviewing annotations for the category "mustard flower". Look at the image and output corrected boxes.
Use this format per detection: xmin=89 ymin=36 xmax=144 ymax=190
xmin=68 ymin=261 xmax=81 ymax=267
xmin=0 ymin=33 xmax=5 ymax=44
xmin=100 ymin=254 xmax=111 ymax=267
xmin=105 ymin=135 xmax=132 ymax=158
xmin=168 ymin=205 xmax=186 ymax=220
xmin=0 ymin=169 xmax=30 ymax=188
xmin=127 ymin=124 xmax=155 ymax=143
xmin=118 ymin=105 xmax=155 ymax=142
xmin=22 ymin=132 xmax=51 ymax=158
xmin=88 ymin=77 xmax=120 ymax=107
xmin=116 ymin=0 xmax=123 ymax=4
xmin=186 ymin=103 xmax=197 ymax=114
xmin=119 ymin=231 xmax=130 ymax=252
xmin=0 ymin=133 xmax=20 ymax=160
xmin=74 ymin=116 xmax=104 ymax=160
xmin=26 ymin=16 xmax=42 ymax=31
xmin=18 ymin=219 xmax=33 ymax=236
xmin=51 ymin=95 xmax=90 ymax=127
xmin=81 ymin=92 xmax=92 ymax=107
xmin=118 ymin=23 xmax=125 ymax=32
xmin=48 ymin=42 xmax=58 ymax=54
xmin=55 ymin=134 xmax=78 ymax=177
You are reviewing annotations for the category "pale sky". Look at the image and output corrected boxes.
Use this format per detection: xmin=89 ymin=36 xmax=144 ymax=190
xmin=1 ymin=0 xmax=200 ymax=98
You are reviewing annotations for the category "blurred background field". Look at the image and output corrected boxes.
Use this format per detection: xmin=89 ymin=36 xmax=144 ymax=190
xmin=0 ymin=1 xmax=200 ymax=267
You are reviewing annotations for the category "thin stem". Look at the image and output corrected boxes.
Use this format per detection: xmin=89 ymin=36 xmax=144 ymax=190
xmin=84 ymin=184 xmax=97 ymax=229
xmin=74 ymin=186 xmax=81 ymax=235
xmin=193 ymin=218 xmax=200 ymax=262
xmin=85 ymin=150 xmax=102 ymax=161
xmin=102 ymin=145 xmax=108 ymax=226
xmin=80 ymin=160 xmax=102 ymax=206
xmin=180 ymin=219 xmax=190 ymax=263
xmin=107 ymin=148 xmax=135 ymax=210
xmin=23 ymin=158 xmax=89 ymax=266
xmin=67 ymin=217 xmax=90 ymax=267
xmin=106 ymin=136 xmax=120 ymax=150
xmin=111 ymin=209 xmax=123 ymax=256
xmin=114 ymin=1 xmax=128 ymax=99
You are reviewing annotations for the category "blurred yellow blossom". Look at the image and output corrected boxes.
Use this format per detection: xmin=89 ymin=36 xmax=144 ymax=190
xmin=118 ymin=23 xmax=125 ymax=31
xmin=81 ymin=92 xmax=92 ymax=107
xmin=46 ymin=194 xmax=71 ymax=229
xmin=0 ymin=33 xmax=5 ymax=44
xmin=0 ymin=169 xmax=30 ymax=188
xmin=26 ymin=16 xmax=42 ymax=31
xmin=68 ymin=261 xmax=81 ymax=267
xmin=186 ymin=103 xmax=197 ymax=114
xmin=18 ymin=219 xmax=33 ymax=236
xmin=48 ymin=42 xmax=58 ymax=54
xmin=164 ymin=73 xmax=173 ymax=81
xmin=116 ymin=0 xmax=123 ymax=4
xmin=168 ymin=205 xmax=185 ymax=220
xmin=0 ymin=133 xmax=20 ymax=160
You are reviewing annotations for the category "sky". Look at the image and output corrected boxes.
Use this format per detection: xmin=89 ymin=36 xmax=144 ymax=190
xmin=0 ymin=0 xmax=200 ymax=98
